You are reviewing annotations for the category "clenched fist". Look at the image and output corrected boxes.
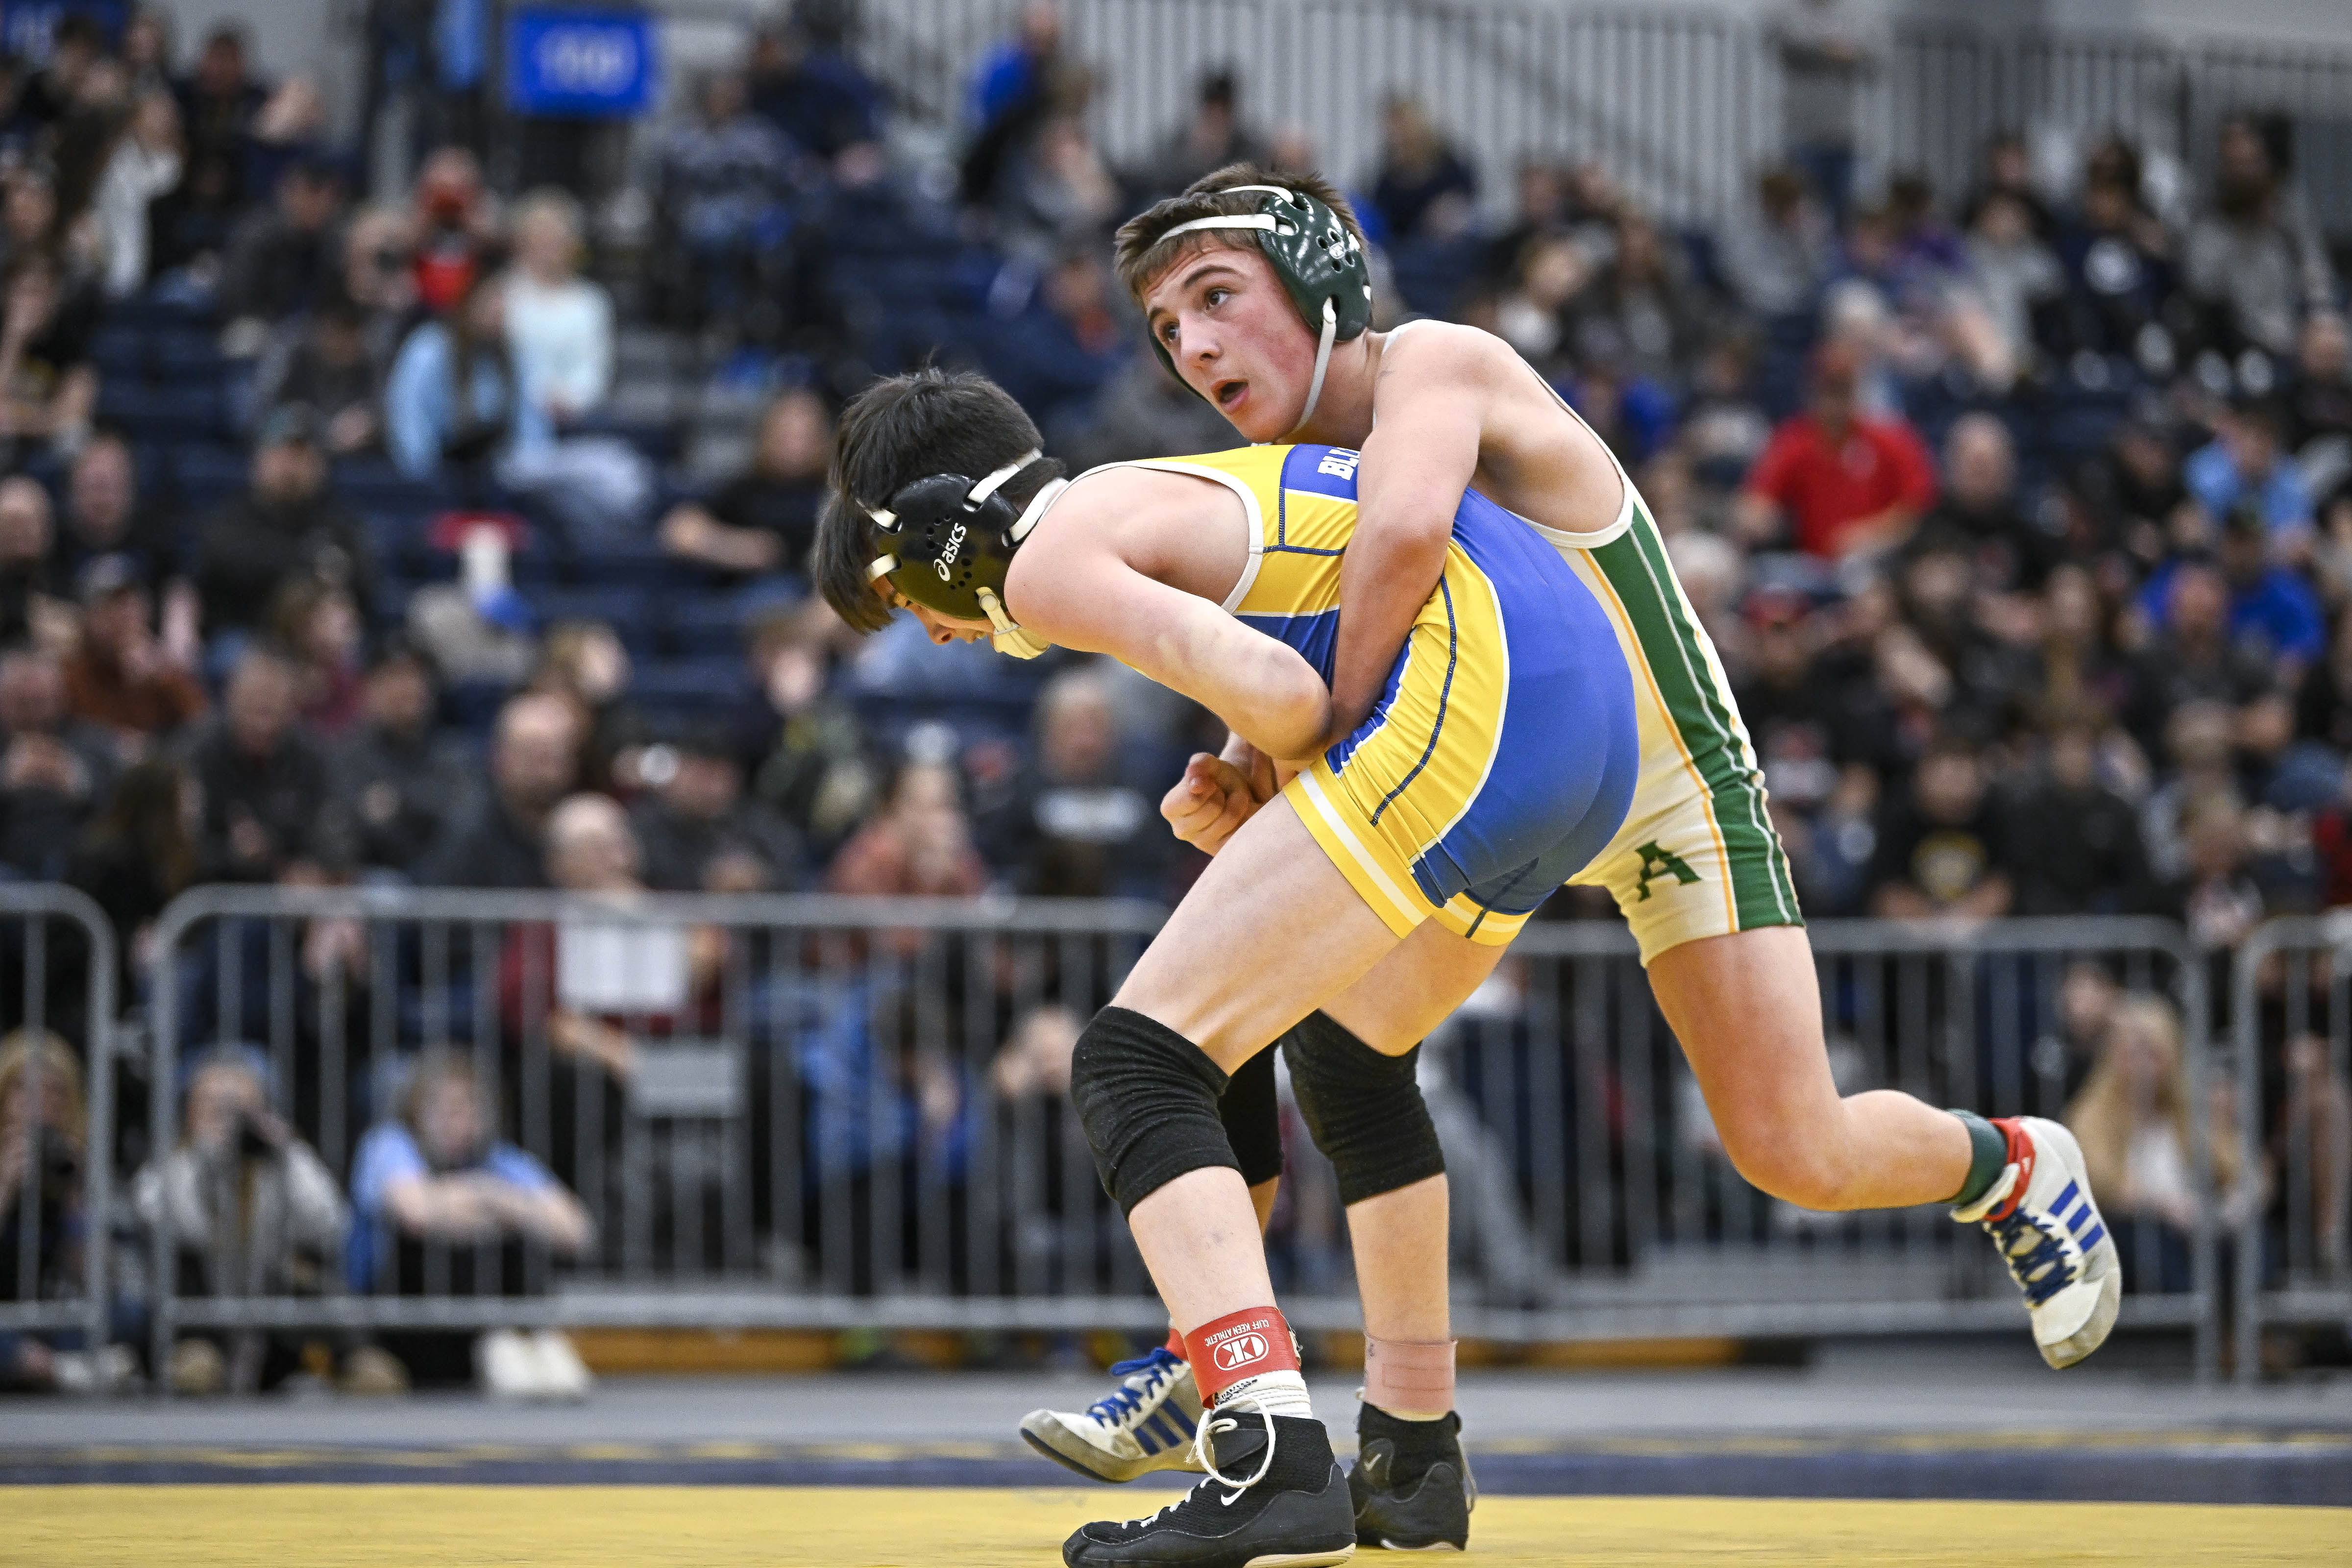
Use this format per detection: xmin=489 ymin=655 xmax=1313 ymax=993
xmin=1160 ymin=741 xmax=1278 ymax=856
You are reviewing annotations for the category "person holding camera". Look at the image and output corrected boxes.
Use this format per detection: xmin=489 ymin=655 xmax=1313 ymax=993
xmin=131 ymin=1047 xmax=393 ymax=1395
xmin=0 ymin=1028 xmax=133 ymax=1394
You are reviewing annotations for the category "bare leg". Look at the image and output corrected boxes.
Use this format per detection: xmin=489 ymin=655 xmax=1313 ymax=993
xmin=1112 ymin=797 xmax=1404 ymax=1330
xmin=1127 ymin=1168 xmax=1285 ymax=1334
xmin=1249 ymin=1179 xmax=1278 ymax=1233
xmin=1650 ymin=925 xmax=1971 ymax=1209
xmin=1344 ymin=1174 xmax=1449 ymax=1343
xmin=1321 ymin=922 xmax=1507 ymax=1056
xmin=1315 ymin=924 xmax=1507 ymax=1347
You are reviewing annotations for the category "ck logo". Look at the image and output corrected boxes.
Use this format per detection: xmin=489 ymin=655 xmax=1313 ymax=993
xmin=934 ymin=521 xmax=968 ymax=578
xmin=1211 ymin=1332 xmax=1270 ymax=1372
xmin=1317 ymin=449 xmax=1360 ymax=480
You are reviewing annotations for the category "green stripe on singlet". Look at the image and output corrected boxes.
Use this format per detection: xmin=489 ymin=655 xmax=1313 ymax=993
xmin=1592 ymin=503 xmax=1801 ymax=930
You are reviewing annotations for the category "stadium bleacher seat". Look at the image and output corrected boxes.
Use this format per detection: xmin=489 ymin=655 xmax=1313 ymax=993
xmin=152 ymin=328 xmax=230 ymax=382
xmin=526 ymin=585 xmax=657 ymax=653
xmin=98 ymin=383 xmax=229 ymax=441
xmin=632 ymin=656 xmax=752 ymax=716
xmin=332 ymin=459 xmax=453 ymax=516
xmin=568 ymin=538 xmax=672 ymax=587
xmin=439 ymin=677 xmax=516 ymax=735
xmin=664 ymin=594 xmax=752 ymax=659
xmin=103 ymin=294 xmax=215 ymax=333
xmin=167 ymin=441 xmax=247 ymax=513
xmin=90 ymin=326 xmax=146 ymax=380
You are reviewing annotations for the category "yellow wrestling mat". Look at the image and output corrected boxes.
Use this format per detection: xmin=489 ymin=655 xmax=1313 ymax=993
xmin=4 ymin=1487 xmax=2347 ymax=1567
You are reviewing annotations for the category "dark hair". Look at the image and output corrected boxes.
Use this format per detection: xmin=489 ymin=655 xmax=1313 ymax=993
xmin=1920 ymin=730 xmax=1983 ymax=766
xmin=51 ymin=14 xmax=104 ymax=52
xmin=369 ymin=631 xmax=440 ymax=684
xmin=2230 ymin=395 xmax=2288 ymax=439
xmin=398 ymin=1048 xmax=485 ymax=1166
xmin=230 ymin=637 xmax=303 ymax=686
xmin=815 ymin=368 xmax=1062 ymax=634
xmin=84 ymin=758 xmax=194 ymax=897
xmin=1112 ymin=162 xmax=1364 ymax=305
xmin=442 ymin=268 xmax=515 ymax=467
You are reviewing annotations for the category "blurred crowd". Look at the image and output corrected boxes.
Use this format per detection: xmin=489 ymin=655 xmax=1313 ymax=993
xmin=0 ymin=0 xmax=2349 ymax=1394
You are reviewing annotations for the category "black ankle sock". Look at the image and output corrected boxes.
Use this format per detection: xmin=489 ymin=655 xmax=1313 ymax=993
xmin=1215 ymin=1411 xmax=1337 ymax=1492
xmin=1357 ymin=1403 xmax=1461 ymax=1493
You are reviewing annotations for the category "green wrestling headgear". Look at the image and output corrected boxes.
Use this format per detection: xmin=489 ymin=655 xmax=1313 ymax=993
xmin=1149 ymin=183 xmax=1372 ymax=434
xmin=859 ymin=451 xmax=1068 ymax=659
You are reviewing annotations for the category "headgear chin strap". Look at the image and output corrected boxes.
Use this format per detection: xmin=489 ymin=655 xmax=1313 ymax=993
xmin=862 ymin=454 xmax=1062 ymax=660
xmin=1153 ymin=183 xmax=1372 ymax=438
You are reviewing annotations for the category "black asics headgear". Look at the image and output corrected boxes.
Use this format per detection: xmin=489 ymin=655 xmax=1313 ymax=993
xmin=859 ymin=452 xmax=1066 ymax=658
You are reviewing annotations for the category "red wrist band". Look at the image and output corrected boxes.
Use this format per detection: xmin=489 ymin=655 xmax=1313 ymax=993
xmin=1182 ymin=1304 xmax=1301 ymax=1406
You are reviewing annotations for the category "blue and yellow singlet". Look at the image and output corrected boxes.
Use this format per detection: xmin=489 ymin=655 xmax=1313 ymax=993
xmin=1088 ymin=443 xmax=1640 ymax=945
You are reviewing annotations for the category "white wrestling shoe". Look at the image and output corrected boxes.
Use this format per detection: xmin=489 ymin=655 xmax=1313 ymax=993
xmin=1021 ymin=1347 xmax=1209 ymax=1483
xmin=1951 ymin=1115 xmax=2123 ymax=1370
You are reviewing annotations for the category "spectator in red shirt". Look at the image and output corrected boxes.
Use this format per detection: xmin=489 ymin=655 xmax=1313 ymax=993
xmin=1738 ymin=343 xmax=1937 ymax=559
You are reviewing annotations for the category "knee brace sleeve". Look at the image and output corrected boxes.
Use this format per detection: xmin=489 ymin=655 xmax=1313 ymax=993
xmin=1069 ymin=1005 xmax=1238 ymax=1215
xmin=1282 ymin=1010 xmax=1445 ymax=1206
xmin=1221 ymin=1046 xmax=1284 ymax=1189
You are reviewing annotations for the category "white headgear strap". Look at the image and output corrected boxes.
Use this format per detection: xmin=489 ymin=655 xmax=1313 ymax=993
xmin=1291 ymin=297 xmax=1340 ymax=438
xmin=967 ymin=448 xmax=1041 ymax=505
xmin=1157 ymin=189 xmax=1341 ymax=441
xmin=862 ymin=452 xmax=1059 ymax=660
xmin=1158 ymin=184 xmax=1298 ymax=244
xmin=1011 ymin=476 xmax=1070 ymax=542
xmin=862 ymin=448 xmax=1042 ymax=562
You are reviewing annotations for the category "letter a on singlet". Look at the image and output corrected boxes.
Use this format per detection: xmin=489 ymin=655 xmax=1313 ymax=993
xmin=1632 ymin=840 xmax=1701 ymax=901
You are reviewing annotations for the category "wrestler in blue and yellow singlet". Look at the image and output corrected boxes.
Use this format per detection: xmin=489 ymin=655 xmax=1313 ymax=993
xmin=1088 ymin=443 xmax=1640 ymax=946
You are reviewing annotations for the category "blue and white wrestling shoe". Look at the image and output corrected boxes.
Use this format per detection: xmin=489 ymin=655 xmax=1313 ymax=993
xmin=1022 ymin=1347 xmax=1209 ymax=1483
xmin=1951 ymin=1115 xmax=2122 ymax=1370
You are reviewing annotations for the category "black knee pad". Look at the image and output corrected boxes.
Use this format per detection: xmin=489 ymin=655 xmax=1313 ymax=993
xmin=1221 ymin=1047 xmax=1284 ymax=1189
xmin=1070 ymin=1005 xmax=1239 ymax=1215
xmin=1282 ymin=1010 xmax=1445 ymax=1206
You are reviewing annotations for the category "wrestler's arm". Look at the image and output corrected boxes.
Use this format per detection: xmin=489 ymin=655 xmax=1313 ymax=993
xmin=1325 ymin=327 xmax=1495 ymax=747
xmin=1006 ymin=502 xmax=1331 ymax=763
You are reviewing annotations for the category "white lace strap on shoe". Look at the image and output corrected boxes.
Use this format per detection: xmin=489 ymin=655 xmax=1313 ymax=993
xmin=1192 ymin=1398 xmax=1278 ymax=1495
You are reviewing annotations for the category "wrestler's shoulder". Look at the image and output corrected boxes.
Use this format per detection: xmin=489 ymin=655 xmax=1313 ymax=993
xmin=1378 ymin=317 xmax=1521 ymax=381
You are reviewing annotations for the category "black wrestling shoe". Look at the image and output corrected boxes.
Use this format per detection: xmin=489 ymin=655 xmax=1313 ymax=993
xmin=1062 ymin=1408 xmax=1356 ymax=1568
xmin=1348 ymin=1406 xmax=1473 ymax=1551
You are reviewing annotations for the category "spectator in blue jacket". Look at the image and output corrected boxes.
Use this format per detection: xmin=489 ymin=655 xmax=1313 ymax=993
xmin=387 ymin=274 xmax=649 ymax=542
xmin=967 ymin=0 xmax=1063 ymax=132
xmin=2137 ymin=505 xmax=2325 ymax=668
xmin=750 ymin=16 xmax=883 ymax=161
xmin=980 ymin=249 xmax=1127 ymax=442
xmin=2185 ymin=398 xmax=2313 ymax=540
xmin=348 ymin=1049 xmax=590 ymax=1393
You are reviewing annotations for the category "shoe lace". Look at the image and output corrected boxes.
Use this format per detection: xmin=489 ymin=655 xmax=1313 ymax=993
xmin=1987 ymin=1206 xmax=2077 ymax=1307
xmin=1085 ymin=1347 xmax=1181 ymax=1426
xmin=1124 ymin=1398 xmax=1279 ymax=1526
xmin=1192 ymin=1396 xmax=1277 ymax=1499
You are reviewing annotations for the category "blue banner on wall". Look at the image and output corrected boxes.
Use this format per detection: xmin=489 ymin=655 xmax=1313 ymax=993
xmin=0 ymin=0 xmax=123 ymax=63
xmin=505 ymin=7 xmax=656 ymax=119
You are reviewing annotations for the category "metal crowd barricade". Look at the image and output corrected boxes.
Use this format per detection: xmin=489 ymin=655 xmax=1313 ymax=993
xmin=1406 ymin=917 xmax=2220 ymax=1377
xmin=0 ymin=885 xmax=118 ymax=1363
xmin=2229 ymin=917 xmax=2352 ymax=1386
xmin=143 ymin=884 xmax=1173 ymax=1374
xmin=141 ymin=885 xmax=2223 ymax=1377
